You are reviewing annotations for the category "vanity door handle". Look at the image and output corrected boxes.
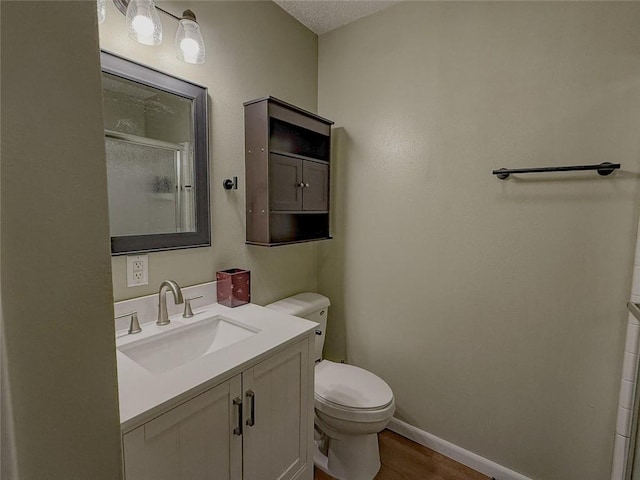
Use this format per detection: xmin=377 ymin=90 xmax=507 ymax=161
xmin=246 ymin=390 xmax=255 ymax=427
xmin=233 ymin=397 xmax=243 ymax=435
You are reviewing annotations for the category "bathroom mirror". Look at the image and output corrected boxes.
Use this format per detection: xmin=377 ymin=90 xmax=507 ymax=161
xmin=100 ymin=51 xmax=210 ymax=255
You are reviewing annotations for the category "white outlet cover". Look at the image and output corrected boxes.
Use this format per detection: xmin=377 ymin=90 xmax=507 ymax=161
xmin=126 ymin=255 xmax=149 ymax=287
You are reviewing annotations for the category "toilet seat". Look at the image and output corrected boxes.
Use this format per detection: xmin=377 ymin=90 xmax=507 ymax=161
xmin=315 ymin=360 xmax=394 ymax=423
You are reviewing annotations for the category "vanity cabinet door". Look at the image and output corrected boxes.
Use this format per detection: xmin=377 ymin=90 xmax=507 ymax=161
xmin=242 ymin=340 xmax=312 ymax=480
xmin=123 ymin=375 xmax=242 ymax=480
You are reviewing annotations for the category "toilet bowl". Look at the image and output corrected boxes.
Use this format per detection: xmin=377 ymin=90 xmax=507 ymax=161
xmin=266 ymin=293 xmax=395 ymax=480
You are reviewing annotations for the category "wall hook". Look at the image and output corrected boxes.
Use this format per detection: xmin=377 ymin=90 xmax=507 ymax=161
xmin=223 ymin=176 xmax=238 ymax=190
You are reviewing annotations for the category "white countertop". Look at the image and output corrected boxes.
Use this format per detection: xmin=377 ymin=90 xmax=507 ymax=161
xmin=116 ymin=301 xmax=317 ymax=432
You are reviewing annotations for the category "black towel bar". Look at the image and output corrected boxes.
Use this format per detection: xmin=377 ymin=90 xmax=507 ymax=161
xmin=492 ymin=162 xmax=620 ymax=180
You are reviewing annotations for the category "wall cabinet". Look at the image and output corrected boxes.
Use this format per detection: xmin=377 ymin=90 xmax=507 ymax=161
xmin=122 ymin=340 xmax=312 ymax=480
xmin=244 ymin=96 xmax=334 ymax=246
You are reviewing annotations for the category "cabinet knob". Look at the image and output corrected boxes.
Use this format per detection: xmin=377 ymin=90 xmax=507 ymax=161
xmin=305 ymin=183 xmax=310 ymax=188
xmin=297 ymin=182 xmax=305 ymax=188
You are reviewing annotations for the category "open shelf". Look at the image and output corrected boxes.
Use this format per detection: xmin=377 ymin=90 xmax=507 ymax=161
xmin=269 ymin=118 xmax=329 ymax=162
xmin=269 ymin=150 xmax=329 ymax=165
xmin=268 ymin=212 xmax=329 ymax=244
xmin=246 ymin=237 xmax=333 ymax=247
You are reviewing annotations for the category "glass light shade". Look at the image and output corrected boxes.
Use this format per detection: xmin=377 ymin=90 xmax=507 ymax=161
xmin=175 ymin=17 xmax=205 ymax=64
xmin=126 ymin=0 xmax=162 ymax=46
xmin=97 ymin=0 xmax=106 ymax=24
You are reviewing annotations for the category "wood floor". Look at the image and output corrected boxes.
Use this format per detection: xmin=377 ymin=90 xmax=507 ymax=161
xmin=314 ymin=430 xmax=490 ymax=480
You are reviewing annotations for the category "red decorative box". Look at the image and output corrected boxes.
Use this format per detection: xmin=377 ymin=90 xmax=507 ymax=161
xmin=216 ymin=268 xmax=251 ymax=307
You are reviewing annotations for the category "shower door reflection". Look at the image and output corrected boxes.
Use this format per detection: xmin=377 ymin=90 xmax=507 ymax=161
xmin=105 ymin=132 xmax=195 ymax=237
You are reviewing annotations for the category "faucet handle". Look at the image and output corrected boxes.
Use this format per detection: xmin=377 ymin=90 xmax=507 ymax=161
xmin=183 ymin=295 xmax=203 ymax=318
xmin=115 ymin=311 xmax=141 ymax=334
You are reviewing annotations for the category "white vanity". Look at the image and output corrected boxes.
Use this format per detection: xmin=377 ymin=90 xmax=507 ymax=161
xmin=115 ymin=284 xmax=317 ymax=480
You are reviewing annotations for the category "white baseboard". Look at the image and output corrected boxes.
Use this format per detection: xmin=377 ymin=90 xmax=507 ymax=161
xmin=387 ymin=418 xmax=532 ymax=480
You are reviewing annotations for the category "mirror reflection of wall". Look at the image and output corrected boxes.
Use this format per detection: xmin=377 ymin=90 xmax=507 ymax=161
xmin=102 ymin=73 xmax=193 ymax=141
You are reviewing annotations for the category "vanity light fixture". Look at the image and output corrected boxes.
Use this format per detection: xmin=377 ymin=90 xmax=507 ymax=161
xmin=175 ymin=10 xmax=205 ymax=64
xmin=125 ymin=0 xmax=162 ymax=46
xmin=110 ymin=0 xmax=206 ymax=63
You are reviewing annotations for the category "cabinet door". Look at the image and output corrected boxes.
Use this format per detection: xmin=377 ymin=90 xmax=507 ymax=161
xmin=302 ymin=161 xmax=329 ymax=211
xmin=270 ymin=154 xmax=303 ymax=211
xmin=123 ymin=376 xmax=242 ymax=480
xmin=243 ymin=341 xmax=311 ymax=480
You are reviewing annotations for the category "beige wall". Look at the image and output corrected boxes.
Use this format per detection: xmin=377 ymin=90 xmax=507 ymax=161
xmin=318 ymin=2 xmax=640 ymax=479
xmin=1 ymin=2 xmax=122 ymax=479
xmin=100 ymin=0 xmax=320 ymax=303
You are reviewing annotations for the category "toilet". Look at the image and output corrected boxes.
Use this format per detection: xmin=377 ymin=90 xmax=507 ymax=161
xmin=266 ymin=293 xmax=395 ymax=480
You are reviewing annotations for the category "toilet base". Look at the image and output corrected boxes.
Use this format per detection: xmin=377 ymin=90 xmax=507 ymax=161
xmin=313 ymin=433 xmax=381 ymax=480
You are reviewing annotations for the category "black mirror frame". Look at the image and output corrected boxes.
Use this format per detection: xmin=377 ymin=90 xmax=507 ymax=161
xmin=100 ymin=50 xmax=211 ymax=255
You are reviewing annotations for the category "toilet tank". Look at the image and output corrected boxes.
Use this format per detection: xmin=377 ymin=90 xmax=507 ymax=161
xmin=265 ymin=292 xmax=330 ymax=362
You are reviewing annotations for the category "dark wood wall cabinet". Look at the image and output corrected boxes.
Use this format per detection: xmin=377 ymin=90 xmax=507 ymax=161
xmin=244 ymin=96 xmax=334 ymax=246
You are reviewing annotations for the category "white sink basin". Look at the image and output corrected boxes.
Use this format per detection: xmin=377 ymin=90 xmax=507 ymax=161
xmin=118 ymin=316 xmax=260 ymax=374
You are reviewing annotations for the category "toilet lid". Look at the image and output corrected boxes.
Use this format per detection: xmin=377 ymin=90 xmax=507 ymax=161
xmin=315 ymin=361 xmax=393 ymax=410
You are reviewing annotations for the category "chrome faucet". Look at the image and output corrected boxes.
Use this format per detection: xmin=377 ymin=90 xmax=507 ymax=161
xmin=157 ymin=280 xmax=184 ymax=326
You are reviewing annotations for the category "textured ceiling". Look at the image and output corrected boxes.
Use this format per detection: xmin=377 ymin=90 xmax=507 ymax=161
xmin=273 ymin=0 xmax=401 ymax=35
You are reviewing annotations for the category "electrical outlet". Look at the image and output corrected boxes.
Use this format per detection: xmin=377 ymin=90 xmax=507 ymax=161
xmin=127 ymin=255 xmax=148 ymax=287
